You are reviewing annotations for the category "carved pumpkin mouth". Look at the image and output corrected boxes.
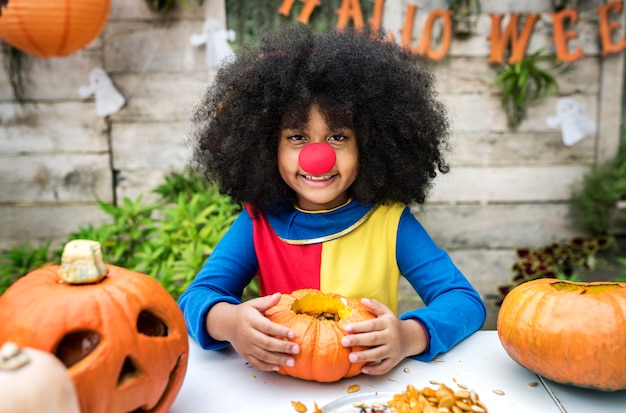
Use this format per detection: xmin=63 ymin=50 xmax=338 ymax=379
xmin=128 ymin=353 xmax=185 ymax=413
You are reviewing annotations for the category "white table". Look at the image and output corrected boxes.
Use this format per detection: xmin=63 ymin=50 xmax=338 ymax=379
xmin=169 ymin=331 xmax=626 ymax=412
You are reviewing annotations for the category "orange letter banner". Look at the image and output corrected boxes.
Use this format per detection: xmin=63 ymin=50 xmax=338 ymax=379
xmin=416 ymin=10 xmax=453 ymax=60
xmin=597 ymin=0 xmax=626 ymax=56
xmin=488 ymin=13 xmax=540 ymax=64
xmin=336 ymin=0 xmax=365 ymax=29
xmin=277 ymin=0 xmax=320 ymax=24
xmin=368 ymin=0 xmax=385 ymax=32
xmin=550 ymin=8 xmax=584 ymax=62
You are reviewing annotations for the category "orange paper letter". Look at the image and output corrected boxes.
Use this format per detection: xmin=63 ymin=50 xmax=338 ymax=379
xmin=488 ymin=13 xmax=539 ymax=64
xmin=415 ymin=10 xmax=453 ymax=60
xmin=550 ymin=9 xmax=584 ymax=62
xmin=597 ymin=0 xmax=626 ymax=56
xmin=336 ymin=0 xmax=365 ymax=30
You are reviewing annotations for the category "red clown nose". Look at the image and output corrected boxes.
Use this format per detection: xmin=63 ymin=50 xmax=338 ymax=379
xmin=298 ymin=142 xmax=336 ymax=175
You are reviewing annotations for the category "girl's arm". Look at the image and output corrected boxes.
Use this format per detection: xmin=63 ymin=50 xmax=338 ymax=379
xmin=396 ymin=209 xmax=487 ymax=361
xmin=178 ymin=210 xmax=259 ymax=349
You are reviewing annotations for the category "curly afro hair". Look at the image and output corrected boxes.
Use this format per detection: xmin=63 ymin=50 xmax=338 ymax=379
xmin=191 ymin=24 xmax=450 ymax=211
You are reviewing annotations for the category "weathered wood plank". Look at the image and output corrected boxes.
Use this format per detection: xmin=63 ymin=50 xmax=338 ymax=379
xmin=413 ymin=203 xmax=584 ymax=249
xmin=103 ymin=20 xmax=207 ymax=73
xmin=0 ymin=48 xmax=104 ymax=101
xmin=0 ymin=204 xmax=112 ymax=251
xmin=112 ymin=122 xmax=190 ymax=170
xmin=432 ymin=56 xmax=601 ymax=96
xmin=443 ymin=93 xmax=598 ymax=133
xmin=0 ymin=154 xmax=113 ymax=203
xmin=0 ymin=103 xmax=108 ymax=154
xmin=110 ymin=71 xmax=210 ymax=122
xmin=429 ymin=165 xmax=590 ymax=203
xmin=449 ymin=130 xmax=596 ymax=166
xmin=115 ymin=170 xmax=176 ymax=203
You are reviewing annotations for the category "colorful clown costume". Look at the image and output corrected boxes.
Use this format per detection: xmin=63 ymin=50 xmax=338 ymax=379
xmin=178 ymin=199 xmax=486 ymax=361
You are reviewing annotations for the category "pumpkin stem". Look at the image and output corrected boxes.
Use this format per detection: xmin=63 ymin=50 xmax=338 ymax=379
xmin=57 ymin=239 xmax=108 ymax=284
xmin=0 ymin=342 xmax=30 ymax=371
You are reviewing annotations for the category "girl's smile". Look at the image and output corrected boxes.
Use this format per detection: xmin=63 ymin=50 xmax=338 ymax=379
xmin=278 ymin=105 xmax=358 ymax=211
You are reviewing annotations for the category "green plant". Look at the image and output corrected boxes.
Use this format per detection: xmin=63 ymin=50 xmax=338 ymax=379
xmin=496 ymin=235 xmax=614 ymax=304
xmin=570 ymin=153 xmax=626 ymax=235
xmin=0 ymin=241 xmax=54 ymax=295
xmin=0 ymin=170 xmax=243 ymax=301
xmin=493 ymin=49 xmax=559 ymax=129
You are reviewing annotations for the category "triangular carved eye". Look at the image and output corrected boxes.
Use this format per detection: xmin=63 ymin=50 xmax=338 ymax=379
xmin=137 ymin=310 xmax=169 ymax=337
xmin=117 ymin=356 xmax=144 ymax=386
xmin=55 ymin=330 xmax=101 ymax=368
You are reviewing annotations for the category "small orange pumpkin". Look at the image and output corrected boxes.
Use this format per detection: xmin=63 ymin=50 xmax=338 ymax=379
xmin=0 ymin=240 xmax=189 ymax=412
xmin=497 ymin=278 xmax=626 ymax=391
xmin=264 ymin=288 xmax=376 ymax=382
xmin=0 ymin=0 xmax=111 ymax=57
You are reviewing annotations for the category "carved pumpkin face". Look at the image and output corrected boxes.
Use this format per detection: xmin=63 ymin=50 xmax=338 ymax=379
xmin=0 ymin=261 xmax=189 ymax=413
xmin=264 ymin=288 xmax=375 ymax=382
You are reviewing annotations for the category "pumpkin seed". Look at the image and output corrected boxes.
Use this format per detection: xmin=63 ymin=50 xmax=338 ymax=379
xmin=291 ymin=400 xmax=307 ymax=412
xmin=387 ymin=383 xmax=488 ymax=413
xmin=492 ymin=389 xmax=505 ymax=396
xmin=347 ymin=384 xmax=361 ymax=393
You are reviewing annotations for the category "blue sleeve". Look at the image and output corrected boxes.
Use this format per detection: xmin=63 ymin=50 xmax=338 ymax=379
xmin=178 ymin=210 xmax=259 ymax=350
xmin=396 ymin=208 xmax=486 ymax=361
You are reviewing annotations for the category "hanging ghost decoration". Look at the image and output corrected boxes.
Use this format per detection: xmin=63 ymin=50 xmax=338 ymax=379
xmin=546 ymin=97 xmax=597 ymax=147
xmin=78 ymin=68 xmax=126 ymax=117
xmin=190 ymin=18 xmax=236 ymax=67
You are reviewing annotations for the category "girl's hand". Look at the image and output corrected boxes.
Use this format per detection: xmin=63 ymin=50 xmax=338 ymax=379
xmin=341 ymin=298 xmax=428 ymax=375
xmin=205 ymin=292 xmax=300 ymax=372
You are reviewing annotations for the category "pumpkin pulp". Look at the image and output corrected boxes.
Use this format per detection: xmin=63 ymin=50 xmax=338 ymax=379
xmin=291 ymin=294 xmax=352 ymax=321
xmin=550 ymin=281 xmax=622 ymax=293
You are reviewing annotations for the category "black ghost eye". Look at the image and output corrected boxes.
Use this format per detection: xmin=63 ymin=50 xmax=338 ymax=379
xmin=55 ymin=330 xmax=101 ymax=368
xmin=137 ymin=310 xmax=169 ymax=337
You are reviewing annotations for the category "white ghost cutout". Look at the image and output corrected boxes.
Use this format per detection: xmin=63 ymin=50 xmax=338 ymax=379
xmin=190 ymin=18 xmax=236 ymax=67
xmin=78 ymin=68 xmax=125 ymax=117
xmin=546 ymin=97 xmax=597 ymax=147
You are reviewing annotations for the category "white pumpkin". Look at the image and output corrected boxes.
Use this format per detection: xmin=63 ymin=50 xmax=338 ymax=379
xmin=0 ymin=342 xmax=80 ymax=413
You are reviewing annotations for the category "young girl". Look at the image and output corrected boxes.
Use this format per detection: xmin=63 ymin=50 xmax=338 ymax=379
xmin=179 ymin=24 xmax=486 ymax=376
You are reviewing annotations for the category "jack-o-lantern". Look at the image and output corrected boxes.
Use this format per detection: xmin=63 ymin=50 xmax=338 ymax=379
xmin=265 ymin=288 xmax=376 ymax=382
xmin=0 ymin=0 xmax=111 ymax=57
xmin=0 ymin=240 xmax=189 ymax=413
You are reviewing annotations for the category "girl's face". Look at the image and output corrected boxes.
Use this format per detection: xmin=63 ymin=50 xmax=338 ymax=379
xmin=278 ymin=104 xmax=358 ymax=211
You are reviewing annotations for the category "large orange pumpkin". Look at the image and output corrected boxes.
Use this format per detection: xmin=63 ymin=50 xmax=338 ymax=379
xmin=497 ymin=278 xmax=626 ymax=391
xmin=264 ymin=288 xmax=376 ymax=382
xmin=0 ymin=0 xmax=111 ymax=57
xmin=0 ymin=240 xmax=189 ymax=412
